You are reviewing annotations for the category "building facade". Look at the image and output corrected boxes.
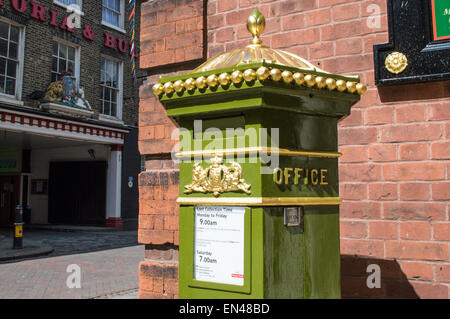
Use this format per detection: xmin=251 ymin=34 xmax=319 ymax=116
xmin=0 ymin=0 xmax=142 ymax=230
xmin=138 ymin=0 xmax=449 ymax=298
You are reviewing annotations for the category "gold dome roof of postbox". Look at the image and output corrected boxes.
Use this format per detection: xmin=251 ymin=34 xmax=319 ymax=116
xmin=192 ymin=44 xmax=328 ymax=73
xmin=193 ymin=9 xmax=327 ymax=73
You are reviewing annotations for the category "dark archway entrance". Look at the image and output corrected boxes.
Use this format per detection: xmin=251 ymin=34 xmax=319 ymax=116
xmin=48 ymin=161 xmax=107 ymax=225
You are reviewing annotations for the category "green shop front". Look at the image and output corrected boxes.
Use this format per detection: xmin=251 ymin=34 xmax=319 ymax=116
xmin=153 ymin=10 xmax=366 ymax=299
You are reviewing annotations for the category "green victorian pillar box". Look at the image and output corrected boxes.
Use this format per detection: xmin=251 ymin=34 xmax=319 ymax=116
xmin=152 ymin=10 xmax=366 ymax=299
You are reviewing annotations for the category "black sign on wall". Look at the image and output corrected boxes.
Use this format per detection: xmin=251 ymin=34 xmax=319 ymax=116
xmin=374 ymin=0 xmax=450 ymax=86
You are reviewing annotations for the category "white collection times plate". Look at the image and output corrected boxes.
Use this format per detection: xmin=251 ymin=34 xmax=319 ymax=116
xmin=193 ymin=206 xmax=245 ymax=286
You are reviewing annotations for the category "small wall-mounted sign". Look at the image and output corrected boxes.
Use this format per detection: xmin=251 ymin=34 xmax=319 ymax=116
xmin=432 ymin=0 xmax=450 ymax=41
xmin=0 ymin=149 xmax=21 ymax=173
xmin=284 ymin=207 xmax=302 ymax=227
xmin=31 ymin=180 xmax=48 ymax=195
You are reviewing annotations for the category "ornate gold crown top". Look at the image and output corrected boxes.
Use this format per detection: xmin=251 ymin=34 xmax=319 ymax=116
xmin=210 ymin=155 xmax=223 ymax=165
xmin=190 ymin=9 xmax=331 ymax=73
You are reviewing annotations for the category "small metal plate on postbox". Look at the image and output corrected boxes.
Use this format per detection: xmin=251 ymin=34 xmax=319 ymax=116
xmin=284 ymin=207 xmax=302 ymax=227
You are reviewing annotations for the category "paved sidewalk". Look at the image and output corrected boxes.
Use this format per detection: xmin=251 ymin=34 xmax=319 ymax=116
xmin=0 ymin=234 xmax=53 ymax=262
xmin=0 ymin=245 xmax=144 ymax=299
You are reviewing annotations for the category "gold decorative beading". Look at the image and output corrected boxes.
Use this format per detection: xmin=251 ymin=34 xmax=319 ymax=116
xmin=152 ymin=67 xmax=367 ymax=98
xmin=256 ymin=66 xmax=270 ymax=81
xmin=184 ymin=155 xmax=251 ymax=197
xmin=326 ymin=78 xmax=336 ymax=90
xmin=231 ymin=70 xmax=243 ymax=83
xmin=184 ymin=78 xmax=196 ymax=91
xmin=173 ymin=80 xmax=184 ymax=92
xmin=206 ymin=74 xmax=219 ymax=87
xmin=270 ymin=68 xmax=282 ymax=82
xmin=336 ymin=79 xmax=347 ymax=92
xmin=293 ymin=72 xmax=305 ymax=85
xmin=163 ymin=82 xmax=174 ymax=94
xmin=218 ymin=72 xmax=231 ymax=85
xmin=243 ymin=69 xmax=256 ymax=82
xmin=196 ymin=76 xmax=207 ymax=89
xmin=281 ymin=70 xmax=294 ymax=84
xmin=305 ymin=74 xmax=315 ymax=87
xmin=315 ymin=76 xmax=326 ymax=89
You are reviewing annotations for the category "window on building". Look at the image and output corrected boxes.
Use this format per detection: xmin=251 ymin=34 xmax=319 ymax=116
xmin=0 ymin=20 xmax=22 ymax=98
xmin=54 ymin=0 xmax=82 ymax=8
xmin=51 ymin=41 xmax=79 ymax=84
xmin=100 ymin=57 xmax=123 ymax=118
xmin=102 ymin=0 xmax=125 ymax=30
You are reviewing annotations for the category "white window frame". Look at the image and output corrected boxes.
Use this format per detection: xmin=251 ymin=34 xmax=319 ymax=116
xmin=51 ymin=37 xmax=81 ymax=90
xmin=100 ymin=55 xmax=123 ymax=121
xmin=101 ymin=0 xmax=126 ymax=34
xmin=0 ymin=17 xmax=25 ymax=105
xmin=53 ymin=0 xmax=84 ymax=15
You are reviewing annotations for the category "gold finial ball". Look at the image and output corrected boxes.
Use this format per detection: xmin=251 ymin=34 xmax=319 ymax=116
xmin=256 ymin=66 xmax=270 ymax=81
xmin=196 ymin=76 xmax=207 ymax=89
xmin=346 ymin=81 xmax=357 ymax=93
xmin=270 ymin=68 xmax=282 ymax=82
xmin=218 ymin=72 xmax=231 ymax=86
xmin=173 ymin=80 xmax=185 ymax=93
xmin=163 ymin=82 xmax=174 ymax=94
xmin=293 ymin=73 xmax=305 ymax=86
xmin=207 ymin=74 xmax=219 ymax=87
xmin=184 ymin=78 xmax=196 ymax=91
xmin=231 ymin=70 xmax=244 ymax=84
xmin=281 ymin=70 xmax=294 ymax=84
xmin=315 ymin=76 xmax=326 ymax=89
xmin=247 ymin=9 xmax=265 ymax=45
xmin=305 ymin=74 xmax=316 ymax=87
xmin=325 ymin=78 xmax=336 ymax=91
xmin=152 ymin=83 xmax=164 ymax=96
xmin=356 ymin=83 xmax=367 ymax=95
xmin=336 ymin=79 xmax=347 ymax=92
xmin=243 ymin=69 xmax=256 ymax=82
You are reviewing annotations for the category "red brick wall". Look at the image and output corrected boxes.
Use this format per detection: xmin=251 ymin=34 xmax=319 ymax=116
xmin=140 ymin=0 xmax=205 ymax=69
xmin=138 ymin=0 xmax=450 ymax=299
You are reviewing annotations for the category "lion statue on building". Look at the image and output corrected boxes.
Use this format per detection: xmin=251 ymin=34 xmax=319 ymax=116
xmin=43 ymin=81 xmax=63 ymax=102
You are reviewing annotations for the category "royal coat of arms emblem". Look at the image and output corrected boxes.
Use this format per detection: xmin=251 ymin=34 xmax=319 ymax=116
xmin=184 ymin=155 xmax=251 ymax=197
